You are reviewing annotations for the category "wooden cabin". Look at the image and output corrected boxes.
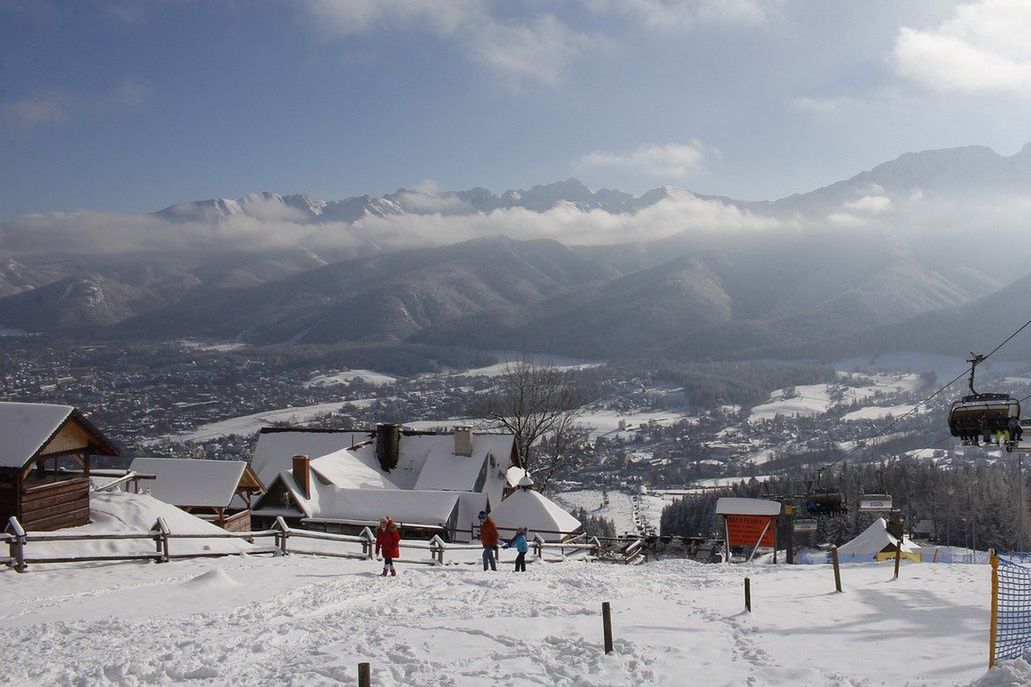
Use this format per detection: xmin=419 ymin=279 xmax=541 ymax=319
xmin=128 ymin=457 xmax=264 ymax=531
xmin=0 ymin=402 xmax=120 ymax=531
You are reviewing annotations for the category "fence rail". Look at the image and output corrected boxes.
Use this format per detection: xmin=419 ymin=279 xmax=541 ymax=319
xmin=3 ymin=516 xmax=610 ymax=573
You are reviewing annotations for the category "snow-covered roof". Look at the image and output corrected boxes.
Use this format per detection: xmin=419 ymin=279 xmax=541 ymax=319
xmin=837 ymin=517 xmax=919 ymax=559
xmin=309 ymin=447 xmax=398 ymax=491
xmin=129 ymin=458 xmax=257 ymax=508
xmin=278 ymin=470 xmax=462 ymax=527
xmin=715 ymin=497 xmax=782 ymax=516
xmin=0 ymin=402 xmax=117 ymax=468
xmin=491 ymin=489 xmax=581 ymax=541
xmin=251 ymin=429 xmax=371 ymax=487
xmin=349 ymin=432 xmax=516 ymax=503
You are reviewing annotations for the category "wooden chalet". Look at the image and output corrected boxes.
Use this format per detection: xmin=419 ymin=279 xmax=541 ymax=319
xmin=0 ymin=402 xmax=120 ymax=531
xmin=129 ymin=457 xmax=264 ymax=531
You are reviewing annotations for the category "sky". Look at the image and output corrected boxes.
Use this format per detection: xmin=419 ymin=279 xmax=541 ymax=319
xmin=2 ymin=0 xmax=1031 ymax=220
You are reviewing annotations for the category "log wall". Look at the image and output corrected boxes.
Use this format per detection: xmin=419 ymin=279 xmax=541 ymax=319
xmin=19 ymin=478 xmax=90 ymax=531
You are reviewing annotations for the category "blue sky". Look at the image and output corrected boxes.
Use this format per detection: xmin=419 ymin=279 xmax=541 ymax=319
xmin=2 ymin=0 xmax=1031 ymax=220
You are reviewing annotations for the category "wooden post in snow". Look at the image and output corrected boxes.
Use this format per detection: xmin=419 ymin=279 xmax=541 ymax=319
xmin=744 ymin=577 xmax=751 ymax=612
xmin=358 ymin=662 xmax=371 ymax=687
xmin=831 ymin=546 xmax=842 ymax=592
xmin=894 ymin=543 xmax=902 ymax=580
xmin=7 ymin=517 xmax=26 ymax=574
xmin=602 ymin=602 xmax=614 ymax=654
xmin=275 ymin=516 xmax=289 ymax=555
xmin=154 ymin=517 xmax=170 ymax=563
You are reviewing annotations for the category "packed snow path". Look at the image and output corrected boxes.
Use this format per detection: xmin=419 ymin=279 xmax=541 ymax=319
xmin=0 ymin=556 xmax=997 ymax=686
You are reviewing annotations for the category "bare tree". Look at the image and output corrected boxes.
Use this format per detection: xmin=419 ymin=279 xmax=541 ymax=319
xmin=474 ymin=359 xmax=589 ymax=492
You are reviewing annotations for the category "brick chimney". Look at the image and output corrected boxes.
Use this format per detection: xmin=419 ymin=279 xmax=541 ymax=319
xmin=292 ymin=454 xmax=311 ymax=498
xmin=454 ymin=425 xmax=474 ymax=456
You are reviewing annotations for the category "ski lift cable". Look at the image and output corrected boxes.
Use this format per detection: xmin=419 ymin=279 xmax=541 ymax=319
xmin=823 ymin=314 xmax=1031 ymax=469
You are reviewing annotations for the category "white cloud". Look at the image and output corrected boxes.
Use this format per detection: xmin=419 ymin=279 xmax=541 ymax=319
xmin=894 ymin=0 xmax=1031 ymax=95
xmin=468 ymin=15 xmax=597 ymax=88
xmin=583 ymin=0 xmax=773 ymax=31
xmin=301 ymin=1 xmax=595 ymax=88
xmin=0 ymin=191 xmax=780 ymax=258
xmin=789 ymin=95 xmax=861 ymax=114
xmin=577 ymin=141 xmax=708 ymax=178
xmin=1 ymin=80 xmax=149 ymax=131
xmin=0 ymin=97 xmax=69 ymax=129
xmin=843 ymin=195 xmax=892 ymax=214
xmin=302 ymin=0 xmax=476 ymax=35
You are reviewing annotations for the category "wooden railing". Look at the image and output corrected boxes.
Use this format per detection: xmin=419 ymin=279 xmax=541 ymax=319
xmin=2 ymin=516 xmax=611 ymax=573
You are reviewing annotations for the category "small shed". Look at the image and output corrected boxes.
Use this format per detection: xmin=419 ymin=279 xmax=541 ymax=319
xmin=489 ymin=489 xmax=582 ymax=543
xmin=129 ymin=458 xmax=264 ymax=531
xmin=0 ymin=402 xmax=120 ymax=531
xmin=837 ymin=517 xmax=921 ymax=563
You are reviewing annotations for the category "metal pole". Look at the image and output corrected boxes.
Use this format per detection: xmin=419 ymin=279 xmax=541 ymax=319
xmin=744 ymin=577 xmax=751 ymax=612
xmin=358 ymin=662 xmax=371 ymax=687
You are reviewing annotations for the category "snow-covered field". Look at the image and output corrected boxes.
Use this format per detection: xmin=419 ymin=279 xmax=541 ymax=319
xmin=747 ymin=373 xmax=923 ymax=423
xmin=158 ymin=400 xmax=379 ymax=443
xmin=556 ymin=489 xmax=670 ymax=536
xmin=577 ymin=409 xmax=696 ymax=440
xmin=0 ymin=553 xmax=1009 ymax=686
xmin=841 ymin=404 xmax=932 ymax=422
xmin=305 ymin=370 xmax=398 ymax=387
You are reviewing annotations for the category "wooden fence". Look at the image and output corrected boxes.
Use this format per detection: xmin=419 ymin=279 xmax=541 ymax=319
xmin=1 ymin=516 xmax=618 ymax=573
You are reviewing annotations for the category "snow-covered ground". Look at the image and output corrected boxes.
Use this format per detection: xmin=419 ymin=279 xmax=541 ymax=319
xmin=445 ymin=353 xmax=602 ymax=378
xmin=836 ymin=351 xmax=1025 ymax=383
xmin=555 ymin=489 xmax=669 ymax=537
xmin=158 ymin=399 xmax=379 ymax=443
xmin=841 ymin=404 xmax=932 ymax=422
xmin=577 ymin=409 xmax=696 ymax=440
xmin=178 ymin=340 xmax=246 ymax=352
xmin=747 ymin=373 xmax=923 ymax=423
xmin=305 ymin=370 xmax=398 ymax=387
xmin=0 ymin=553 xmax=1005 ymax=686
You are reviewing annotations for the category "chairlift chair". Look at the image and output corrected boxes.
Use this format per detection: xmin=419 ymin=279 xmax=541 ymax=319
xmin=859 ymin=466 xmax=893 ymax=512
xmin=803 ymin=467 xmax=846 ymax=516
xmin=948 ymin=353 xmax=1021 ymax=446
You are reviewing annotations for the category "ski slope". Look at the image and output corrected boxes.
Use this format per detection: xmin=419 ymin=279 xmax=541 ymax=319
xmin=0 ymin=554 xmax=1007 ymax=686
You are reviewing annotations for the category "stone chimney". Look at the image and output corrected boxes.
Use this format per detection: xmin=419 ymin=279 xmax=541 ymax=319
xmin=376 ymin=423 xmax=400 ymax=471
xmin=454 ymin=425 xmax=474 ymax=456
xmin=292 ymin=454 xmax=311 ymax=498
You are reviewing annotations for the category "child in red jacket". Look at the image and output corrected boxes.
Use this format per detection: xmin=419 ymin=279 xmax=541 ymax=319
xmin=375 ymin=516 xmax=401 ymax=577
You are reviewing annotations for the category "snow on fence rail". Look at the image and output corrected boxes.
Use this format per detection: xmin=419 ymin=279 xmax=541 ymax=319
xmin=2 ymin=516 xmax=609 ymax=573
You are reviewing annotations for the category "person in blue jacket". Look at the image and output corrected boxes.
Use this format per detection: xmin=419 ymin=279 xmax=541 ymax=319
xmin=503 ymin=526 xmax=529 ymax=572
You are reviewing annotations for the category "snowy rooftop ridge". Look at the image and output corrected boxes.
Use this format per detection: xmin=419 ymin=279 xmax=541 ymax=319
xmin=0 ymin=401 xmax=119 ymax=469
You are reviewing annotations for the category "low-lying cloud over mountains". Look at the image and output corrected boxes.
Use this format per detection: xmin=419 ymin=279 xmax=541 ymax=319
xmin=4 ymin=142 xmax=1031 ymax=361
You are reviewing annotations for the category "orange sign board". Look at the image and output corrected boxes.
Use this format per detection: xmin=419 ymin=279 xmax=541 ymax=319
xmin=725 ymin=514 xmax=776 ymax=548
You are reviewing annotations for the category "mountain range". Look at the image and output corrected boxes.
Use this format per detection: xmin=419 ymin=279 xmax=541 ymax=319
xmin=3 ymin=143 xmax=1031 ymax=362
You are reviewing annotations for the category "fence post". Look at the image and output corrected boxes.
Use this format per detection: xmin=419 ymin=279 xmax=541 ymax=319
xmin=831 ymin=546 xmax=842 ymax=593
xmin=275 ymin=517 xmax=290 ymax=555
xmin=893 ymin=544 xmax=902 ymax=580
xmin=533 ymin=534 xmax=543 ymax=559
xmin=358 ymin=661 xmax=371 ymax=687
xmin=6 ymin=517 xmax=26 ymax=573
xmin=744 ymin=577 xmax=751 ymax=612
xmin=602 ymin=602 xmax=613 ymax=654
xmin=990 ymin=551 xmax=999 ymax=668
xmin=591 ymin=536 xmax=601 ymax=558
xmin=361 ymin=527 xmax=375 ymax=560
xmin=153 ymin=517 xmax=170 ymax=563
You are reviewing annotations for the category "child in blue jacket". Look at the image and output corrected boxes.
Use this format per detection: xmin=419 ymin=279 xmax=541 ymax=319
xmin=503 ymin=527 xmax=529 ymax=572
